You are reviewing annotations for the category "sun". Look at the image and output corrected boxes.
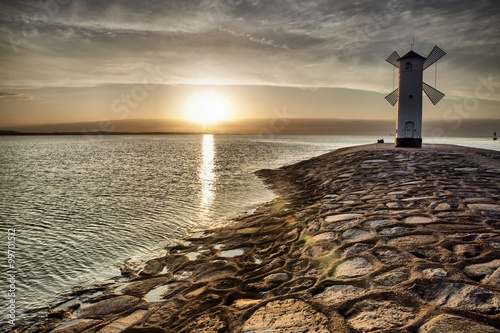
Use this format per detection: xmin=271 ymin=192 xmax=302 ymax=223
xmin=185 ymin=91 xmax=231 ymax=125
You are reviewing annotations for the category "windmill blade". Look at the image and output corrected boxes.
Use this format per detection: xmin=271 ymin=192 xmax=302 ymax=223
xmin=423 ymin=45 xmax=446 ymax=70
xmin=423 ymin=82 xmax=445 ymax=105
xmin=385 ymin=88 xmax=399 ymax=106
xmin=386 ymin=51 xmax=400 ymax=68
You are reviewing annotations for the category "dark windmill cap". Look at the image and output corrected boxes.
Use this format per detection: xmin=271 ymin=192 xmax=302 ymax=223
xmin=398 ymin=50 xmax=426 ymax=60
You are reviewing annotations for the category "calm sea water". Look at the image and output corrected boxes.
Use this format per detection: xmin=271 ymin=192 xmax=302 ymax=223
xmin=0 ymin=134 xmax=498 ymax=325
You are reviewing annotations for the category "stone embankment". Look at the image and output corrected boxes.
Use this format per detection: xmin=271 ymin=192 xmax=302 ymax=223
xmin=18 ymin=144 xmax=500 ymax=333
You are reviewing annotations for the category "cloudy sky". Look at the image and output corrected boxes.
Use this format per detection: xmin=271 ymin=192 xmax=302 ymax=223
xmin=1 ymin=0 xmax=499 ymax=135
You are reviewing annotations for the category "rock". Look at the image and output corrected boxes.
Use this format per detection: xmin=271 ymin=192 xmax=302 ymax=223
xmin=76 ymin=296 xmax=144 ymax=319
xmin=418 ymin=314 xmax=500 ymax=333
xmin=341 ymin=228 xmax=372 ymax=241
xmin=484 ymin=268 xmax=500 ymax=288
xmin=311 ymin=232 xmax=336 ymax=242
xmin=231 ymin=299 xmax=261 ymax=309
xmin=313 ymin=284 xmax=367 ymax=305
xmin=139 ymin=258 xmax=165 ymax=276
xmin=464 ymin=260 xmax=500 ymax=283
xmin=120 ymin=276 xmax=171 ymax=297
xmin=324 ymin=214 xmax=362 ymax=223
xmin=387 ymin=235 xmax=439 ymax=248
xmin=414 ymin=282 xmax=500 ymax=314
xmin=379 ymin=226 xmax=411 ymax=235
xmin=373 ymin=248 xmax=407 ymax=265
xmin=49 ymin=319 xmax=102 ymax=333
xmin=342 ymin=243 xmax=373 ymax=257
xmin=435 ymin=202 xmax=452 ymax=211
xmin=242 ymin=299 xmax=330 ymax=333
xmin=374 ymin=268 xmax=410 ymax=286
xmin=468 ymin=204 xmax=500 ymax=212
xmin=334 ymin=257 xmax=373 ymax=279
xmin=364 ymin=219 xmax=392 ymax=228
xmin=98 ymin=310 xmax=147 ymax=333
xmin=422 ymin=267 xmax=448 ymax=278
xmin=404 ymin=216 xmax=433 ymax=224
xmin=452 ymin=244 xmax=482 ymax=258
xmin=178 ymin=313 xmax=227 ymax=333
xmin=363 ymin=159 xmax=388 ymax=163
xmin=454 ymin=167 xmax=478 ymax=172
xmin=264 ymin=273 xmax=290 ymax=284
xmin=345 ymin=299 xmax=417 ymax=332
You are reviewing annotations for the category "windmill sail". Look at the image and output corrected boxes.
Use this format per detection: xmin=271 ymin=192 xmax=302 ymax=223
xmin=423 ymin=45 xmax=446 ymax=70
xmin=422 ymin=82 xmax=445 ymax=105
xmin=385 ymin=88 xmax=399 ymax=106
xmin=386 ymin=51 xmax=400 ymax=68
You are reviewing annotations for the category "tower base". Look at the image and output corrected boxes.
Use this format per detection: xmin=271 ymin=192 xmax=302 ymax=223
xmin=395 ymin=138 xmax=422 ymax=148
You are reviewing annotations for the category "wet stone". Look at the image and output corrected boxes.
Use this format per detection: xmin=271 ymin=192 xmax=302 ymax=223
xmin=139 ymin=258 xmax=165 ymax=276
xmin=120 ymin=276 xmax=171 ymax=297
xmin=363 ymin=159 xmax=388 ymax=163
xmin=452 ymin=244 xmax=482 ymax=258
xmin=50 ymin=319 xmax=101 ymax=333
xmin=454 ymin=167 xmax=478 ymax=172
xmin=342 ymin=243 xmax=373 ymax=257
xmin=76 ymin=295 xmax=143 ymax=319
xmin=468 ymin=204 xmax=500 ymax=212
xmin=364 ymin=219 xmax=392 ymax=228
xmin=98 ymin=310 xmax=147 ymax=333
xmin=334 ymin=257 xmax=373 ymax=279
xmin=264 ymin=273 xmax=290 ymax=284
xmin=373 ymin=268 xmax=409 ymax=286
xmin=404 ymin=216 xmax=433 ymax=224
xmin=435 ymin=202 xmax=452 ymax=211
xmin=379 ymin=226 xmax=411 ymax=235
xmin=388 ymin=191 xmax=406 ymax=195
xmin=346 ymin=299 xmax=417 ymax=332
xmin=422 ymin=267 xmax=448 ymax=278
xmin=313 ymin=284 xmax=367 ymax=305
xmin=464 ymin=197 xmax=495 ymax=203
xmin=341 ymin=228 xmax=372 ymax=242
xmin=324 ymin=213 xmax=362 ymax=223
xmin=232 ymin=299 xmax=261 ymax=310
xmin=373 ymin=248 xmax=407 ymax=265
xmin=387 ymin=235 xmax=439 ymax=248
xmin=179 ymin=313 xmax=227 ymax=333
xmin=242 ymin=299 xmax=330 ymax=333
xmin=484 ymin=268 xmax=500 ymax=288
xmin=311 ymin=232 xmax=336 ymax=242
xmin=337 ymin=173 xmax=353 ymax=178
xmin=401 ymin=196 xmax=436 ymax=202
xmin=329 ymin=218 xmax=361 ymax=231
xmin=464 ymin=260 xmax=500 ymax=283
xmin=415 ymin=282 xmax=500 ymax=314
xmin=418 ymin=314 xmax=500 ymax=333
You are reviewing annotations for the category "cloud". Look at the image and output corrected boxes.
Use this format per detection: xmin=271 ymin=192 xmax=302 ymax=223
xmin=0 ymin=92 xmax=35 ymax=101
xmin=0 ymin=0 xmax=499 ymax=101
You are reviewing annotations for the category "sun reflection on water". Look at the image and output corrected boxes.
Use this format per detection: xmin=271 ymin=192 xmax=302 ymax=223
xmin=199 ymin=134 xmax=216 ymax=222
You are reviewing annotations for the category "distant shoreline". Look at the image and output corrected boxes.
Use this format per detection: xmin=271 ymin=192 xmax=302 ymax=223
xmin=0 ymin=130 xmax=497 ymax=139
xmin=0 ymin=130 xmax=223 ymax=136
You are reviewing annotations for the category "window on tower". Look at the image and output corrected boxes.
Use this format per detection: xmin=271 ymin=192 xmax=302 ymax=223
xmin=409 ymin=95 xmax=413 ymax=101
xmin=405 ymin=61 xmax=412 ymax=69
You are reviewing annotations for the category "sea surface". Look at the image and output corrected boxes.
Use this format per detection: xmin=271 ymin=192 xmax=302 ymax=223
xmin=0 ymin=134 xmax=498 ymax=326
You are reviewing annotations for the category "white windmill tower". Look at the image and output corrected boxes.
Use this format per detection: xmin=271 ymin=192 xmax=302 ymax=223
xmin=385 ymin=43 xmax=446 ymax=147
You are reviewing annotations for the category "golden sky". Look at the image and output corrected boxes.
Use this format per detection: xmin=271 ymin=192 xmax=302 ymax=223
xmin=1 ymin=0 xmax=499 ymax=135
